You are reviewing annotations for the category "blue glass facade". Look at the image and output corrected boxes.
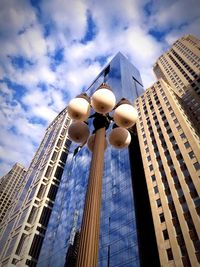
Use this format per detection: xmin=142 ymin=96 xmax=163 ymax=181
xmin=38 ymin=52 xmax=144 ymax=267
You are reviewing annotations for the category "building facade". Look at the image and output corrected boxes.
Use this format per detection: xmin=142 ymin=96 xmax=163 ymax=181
xmin=153 ymin=34 xmax=200 ymax=97
xmin=153 ymin=34 xmax=200 ymax=134
xmin=0 ymin=163 xmax=26 ymax=224
xmin=136 ymin=78 xmax=200 ymax=266
xmin=0 ymin=108 xmax=71 ymax=266
xmin=37 ymin=53 xmax=159 ymax=267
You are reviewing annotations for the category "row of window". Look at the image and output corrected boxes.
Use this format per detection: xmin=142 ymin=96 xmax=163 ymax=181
xmin=171 ymin=49 xmax=198 ymax=79
xmin=169 ymin=54 xmax=193 ymax=84
xmin=175 ymin=40 xmax=200 ymax=67
xmin=138 ymin=86 xmax=200 ymax=265
xmin=159 ymin=55 xmax=184 ymax=90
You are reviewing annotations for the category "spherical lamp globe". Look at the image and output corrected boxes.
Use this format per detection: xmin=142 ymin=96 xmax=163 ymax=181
xmin=113 ymin=104 xmax=138 ymax=128
xmin=109 ymin=127 xmax=131 ymax=149
xmin=91 ymin=84 xmax=116 ymax=114
xmin=68 ymin=97 xmax=90 ymax=121
xmin=68 ymin=121 xmax=90 ymax=143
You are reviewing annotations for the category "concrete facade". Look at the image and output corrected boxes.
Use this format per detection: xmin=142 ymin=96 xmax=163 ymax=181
xmin=153 ymin=34 xmax=200 ymax=134
xmin=0 ymin=163 xmax=26 ymax=225
xmin=0 ymin=108 xmax=71 ymax=267
xmin=136 ymin=79 xmax=200 ymax=266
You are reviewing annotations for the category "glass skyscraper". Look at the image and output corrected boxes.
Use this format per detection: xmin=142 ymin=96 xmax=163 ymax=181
xmin=38 ymin=52 xmax=145 ymax=267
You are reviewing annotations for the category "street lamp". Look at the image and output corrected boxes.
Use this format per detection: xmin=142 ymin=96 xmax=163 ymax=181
xmin=67 ymin=83 xmax=138 ymax=267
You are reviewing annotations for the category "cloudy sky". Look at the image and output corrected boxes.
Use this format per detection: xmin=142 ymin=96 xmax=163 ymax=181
xmin=0 ymin=0 xmax=200 ymax=176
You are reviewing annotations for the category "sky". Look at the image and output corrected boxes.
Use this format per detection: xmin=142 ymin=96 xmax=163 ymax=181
xmin=0 ymin=0 xmax=200 ymax=176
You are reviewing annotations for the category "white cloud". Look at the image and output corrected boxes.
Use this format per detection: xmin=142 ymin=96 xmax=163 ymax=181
xmin=140 ymin=67 xmax=156 ymax=89
xmin=0 ymin=0 xmax=37 ymax=36
xmin=21 ymin=86 xmax=66 ymax=122
xmin=165 ymin=17 xmax=200 ymax=45
xmin=0 ymin=128 xmax=36 ymax=174
xmin=149 ymin=0 xmax=200 ymax=31
xmin=0 ymin=82 xmax=46 ymax=175
xmin=17 ymin=26 xmax=47 ymax=59
xmin=0 ymin=1 xmax=42 ymax=60
xmin=41 ymin=0 xmax=88 ymax=41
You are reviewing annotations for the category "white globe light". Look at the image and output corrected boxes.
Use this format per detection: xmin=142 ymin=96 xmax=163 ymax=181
xmin=109 ymin=127 xmax=131 ymax=149
xmin=68 ymin=121 xmax=90 ymax=143
xmin=91 ymin=88 xmax=116 ymax=114
xmin=68 ymin=97 xmax=90 ymax=121
xmin=113 ymin=104 xmax=138 ymax=128
xmin=87 ymin=134 xmax=107 ymax=152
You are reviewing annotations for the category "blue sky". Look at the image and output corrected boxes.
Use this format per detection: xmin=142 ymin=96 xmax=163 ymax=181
xmin=0 ymin=0 xmax=200 ymax=176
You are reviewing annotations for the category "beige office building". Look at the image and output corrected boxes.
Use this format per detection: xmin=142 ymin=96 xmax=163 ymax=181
xmin=136 ymin=79 xmax=200 ymax=266
xmin=153 ymin=34 xmax=200 ymax=97
xmin=0 ymin=163 xmax=26 ymax=224
xmin=153 ymin=34 xmax=200 ymax=134
xmin=0 ymin=107 xmax=71 ymax=267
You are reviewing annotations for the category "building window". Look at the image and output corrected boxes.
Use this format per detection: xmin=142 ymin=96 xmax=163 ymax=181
xmin=45 ymin=166 xmax=52 ymax=178
xmin=29 ymin=234 xmax=44 ymax=259
xmin=149 ymin=165 xmax=153 ymax=171
xmin=163 ymin=229 xmax=169 ymax=240
xmin=171 ymin=112 xmax=175 ymax=118
xmin=151 ymin=175 xmax=156 ymax=182
xmin=60 ymin=151 xmax=68 ymax=164
xmin=194 ymin=162 xmax=200 ymax=171
xmin=51 ymin=152 xmax=58 ymax=161
xmin=154 ymin=186 xmax=158 ymax=194
xmin=56 ymin=138 xmax=63 ymax=148
xmin=159 ymin=213 xmax=165 ymax=223
xmin=104 ymin=65 xmax=110 ymax=76
xmin=180 ymin=133 xmax=186 ymax=139
xmin=27 ymin=206 xmax=38 ymax=224
xmin=156 ymin=199 xmax=161 ymax=207
xmin=184 ymin=142 xmax=190 ymax=149
xmin=16 ymin=234 xmax=27 ymax=256
xmin=188 ymin=151 xmax=195 ymax=159
xmin=54 ymin=166 xmax=64 ymax=180
xmin=47 ymin=184 xmax=58 ymax=201
xmin=166 ymin=248 xmax=173 ymax=261
xmin=39 ymin=207 xmax=52 ymax=227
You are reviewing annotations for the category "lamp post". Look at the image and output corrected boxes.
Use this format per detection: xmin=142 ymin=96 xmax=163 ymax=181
xmin=67 ymin=83 xmax=138 ymax=267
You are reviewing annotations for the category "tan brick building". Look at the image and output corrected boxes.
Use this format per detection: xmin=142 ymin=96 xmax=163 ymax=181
xmin=135 ymin=79 xmax=200 ymax=266
xmin=153 ymin=34 xmax=200 ymax=134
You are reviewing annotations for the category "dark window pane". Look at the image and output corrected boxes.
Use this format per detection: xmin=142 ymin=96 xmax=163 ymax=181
xmin=166 ymin=248 xmax=173 ymax=260
xmin=163 ymin=229 xmax=169 ymax=240
xmin=159 ymin=213 xmax=165 ymax=223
